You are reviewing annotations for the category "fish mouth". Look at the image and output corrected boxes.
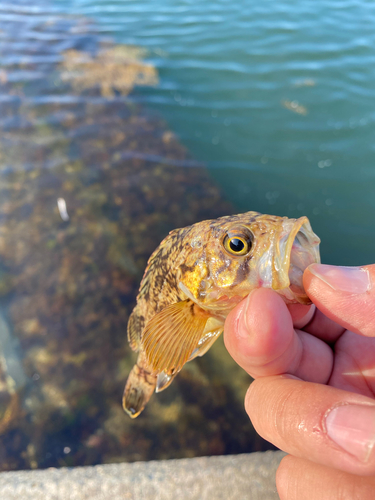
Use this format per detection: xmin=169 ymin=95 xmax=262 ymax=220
xmin=273 ymin=217 xmax=321 ymax=304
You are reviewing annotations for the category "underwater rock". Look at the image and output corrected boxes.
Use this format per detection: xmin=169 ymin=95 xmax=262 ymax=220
xmin=0 ymin=8 xmax=273 ymax=471
xmin=60 ymin=45 xmax=158 ymax=98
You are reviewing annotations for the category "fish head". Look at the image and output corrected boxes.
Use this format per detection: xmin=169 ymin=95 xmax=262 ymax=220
xmin=178 ymin=211 xmax=320 ymax=313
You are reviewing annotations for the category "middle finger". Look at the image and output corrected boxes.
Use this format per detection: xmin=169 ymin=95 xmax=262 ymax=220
xmin=246 ymin=376 xmax=375 ymax=477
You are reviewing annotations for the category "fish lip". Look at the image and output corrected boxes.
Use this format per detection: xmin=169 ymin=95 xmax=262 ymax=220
xmin=273 ymin=217 xmax=321 ymax=304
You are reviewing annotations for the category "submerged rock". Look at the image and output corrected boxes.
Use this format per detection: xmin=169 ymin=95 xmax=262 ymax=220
xmin=59 ymin=45 xmax=158 ymax=98
xmin=0 ymin=8 xmax=273 ymax=471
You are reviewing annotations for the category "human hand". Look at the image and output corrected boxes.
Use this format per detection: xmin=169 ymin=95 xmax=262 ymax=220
xmin=224 ymin=264 xmax=375 ymax=499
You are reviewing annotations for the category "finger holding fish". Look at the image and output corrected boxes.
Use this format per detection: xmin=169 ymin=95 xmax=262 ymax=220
xmin=223 ymin=288 xmax=333 ymax=384
xmin=123 ymin=211 xmax=321 ymax=418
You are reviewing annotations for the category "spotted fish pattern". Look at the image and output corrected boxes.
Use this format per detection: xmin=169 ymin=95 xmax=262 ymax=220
xmin=123 ymin=211 xmax=320 ymax=417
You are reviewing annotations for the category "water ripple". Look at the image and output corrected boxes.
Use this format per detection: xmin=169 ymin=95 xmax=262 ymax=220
xmin=1 ymin=0 xmax=375 ymax=266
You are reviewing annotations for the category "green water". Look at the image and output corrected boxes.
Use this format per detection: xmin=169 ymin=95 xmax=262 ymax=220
xmin=61 ymin=0 xmax=375 ymax=265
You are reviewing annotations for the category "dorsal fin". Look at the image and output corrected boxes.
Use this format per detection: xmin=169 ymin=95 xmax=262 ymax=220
xmin=142 ymin=300 xmax=211 ymax=373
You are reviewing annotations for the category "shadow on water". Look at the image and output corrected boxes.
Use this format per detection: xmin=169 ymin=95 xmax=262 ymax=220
xmin=0 ymin=2 xmax=274 ymax=470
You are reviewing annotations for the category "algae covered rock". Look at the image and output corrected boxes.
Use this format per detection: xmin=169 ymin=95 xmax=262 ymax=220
xmin=60 ymin=45 xmax=158 ymax=97
xmin=0 ymin=9 xmax=273 ymax=471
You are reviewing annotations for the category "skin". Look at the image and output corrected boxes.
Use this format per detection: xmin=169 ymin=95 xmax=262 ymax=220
xmin=224 ymin=263 xmax=375 ymax=500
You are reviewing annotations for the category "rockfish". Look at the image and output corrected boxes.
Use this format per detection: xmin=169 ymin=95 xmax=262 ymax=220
xmin=123 ymin=211 xmax=320 ymax=418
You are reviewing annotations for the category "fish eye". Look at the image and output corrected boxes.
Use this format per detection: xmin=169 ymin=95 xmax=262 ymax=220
xmin=223 ymin=230 xmax=252 ymax=256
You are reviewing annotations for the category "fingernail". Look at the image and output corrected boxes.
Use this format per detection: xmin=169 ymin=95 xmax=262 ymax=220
xmin=288 ymin=303 xmax=315 ymax=329
xmin=309 ymin=264 xmax=371 ymax=293
xmin=325 ymin=404 xmax=375 ymax=462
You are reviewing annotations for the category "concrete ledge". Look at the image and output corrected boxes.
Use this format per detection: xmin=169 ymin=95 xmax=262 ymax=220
xmin=0 ymin=451 xmax=285 ymax=500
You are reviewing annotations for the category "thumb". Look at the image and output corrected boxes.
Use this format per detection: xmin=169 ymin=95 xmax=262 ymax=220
xmin=303 ymin=264 xmax=375 ymax=337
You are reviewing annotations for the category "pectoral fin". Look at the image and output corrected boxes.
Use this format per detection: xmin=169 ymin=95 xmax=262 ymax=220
xmin=142 ymin=300 xmax=211 ymax=373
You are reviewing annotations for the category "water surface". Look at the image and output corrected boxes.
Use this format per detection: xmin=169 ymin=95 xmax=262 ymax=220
xmin=60 ymin=0 xmax=375 ymax=264
xmin=0 ymin=0 xmax=374 ymax=471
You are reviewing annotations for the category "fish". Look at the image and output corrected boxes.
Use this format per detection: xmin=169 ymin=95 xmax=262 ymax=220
xmin=123 ymin=211 xmax=320 ymax=418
